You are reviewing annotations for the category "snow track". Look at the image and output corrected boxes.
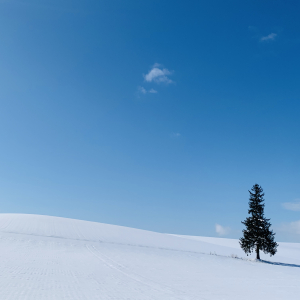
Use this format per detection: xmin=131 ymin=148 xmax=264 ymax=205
xmin=0 ymin=213 xmax=299 ymax=299
xmin=85 ymin=244 xmax=195 ymax=300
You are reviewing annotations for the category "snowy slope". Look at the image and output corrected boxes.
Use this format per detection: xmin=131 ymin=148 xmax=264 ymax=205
xmin=174 ymin=234 xmax=300 ymax=265
xmin=0 ymin=214 xmax=299 ymax=299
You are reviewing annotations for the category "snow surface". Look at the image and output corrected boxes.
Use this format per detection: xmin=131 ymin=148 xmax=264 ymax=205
xmin=0 ymin=213 xmax=299 ymax=299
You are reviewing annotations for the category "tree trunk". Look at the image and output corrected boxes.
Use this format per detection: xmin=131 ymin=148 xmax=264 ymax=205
xmin=256 ymin=244 xmax=260 ymax=260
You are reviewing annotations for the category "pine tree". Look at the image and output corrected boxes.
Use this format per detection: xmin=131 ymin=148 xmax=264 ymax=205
xmin=240 ymin=184 xmax=278 ymax=260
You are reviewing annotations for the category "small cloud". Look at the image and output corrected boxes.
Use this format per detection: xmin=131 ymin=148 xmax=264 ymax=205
xmin=137 ymin=86 xmax=147 ymax=94
xmin=282 ymin=199 xmax=300 ymax=211
xmin=260 ymin=33 xmax=277 ymax=41
xmin=136 ymin=86 xmax=159 ymax=97
xmin=144 ymin=64 xmax=173 ymax=84
xmin=215 ymin=224 xmax=230 ymax=236
xmin=171 ymin=132 xmax=181 ymax=138
xmin=279 ymin=220 xmax=300 ymax=235
xmin=277 ymin=220 xmax=300 ymax=242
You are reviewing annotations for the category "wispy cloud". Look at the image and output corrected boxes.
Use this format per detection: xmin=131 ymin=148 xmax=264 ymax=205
xmin=248 ymin=26 xmax=279 ymax=43
xmin=260 ymin=33 xmax=277 ymax=41
xmin=137 ymin=86 xmax=147 ymax=94
xmin=136 ymin=86 xmax=158 ymax=96
xmin=144 ymin=63 xmax=173 ymax=84
xmin=282 ymin=199 xmax=300 ymax=211
xmin=171 ymin=132 xmax=181 ymax=138
xmin=215 ymin=224 xmax=230 ymax=236
xmin=279 ymin=220 xmax=300 ymax=235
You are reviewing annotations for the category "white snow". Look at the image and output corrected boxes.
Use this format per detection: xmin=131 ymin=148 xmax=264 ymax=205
xmin=0 ymin=213 xmax=299 ymax=299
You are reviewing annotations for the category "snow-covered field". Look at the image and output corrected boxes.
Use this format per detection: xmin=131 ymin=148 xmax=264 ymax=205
xmin=0 ymin=214 xmax=299 ymax=299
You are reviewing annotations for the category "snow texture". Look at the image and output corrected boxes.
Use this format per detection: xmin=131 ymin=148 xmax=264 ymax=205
xmin=0 ymin=213 xmax=299 ymax=299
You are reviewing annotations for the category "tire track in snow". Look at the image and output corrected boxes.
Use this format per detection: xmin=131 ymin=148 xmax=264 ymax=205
xmin=85 ymin=244 xmax=201 ymax=300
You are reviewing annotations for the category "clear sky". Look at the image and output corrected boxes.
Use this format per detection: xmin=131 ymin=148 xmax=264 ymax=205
xmin=0 ymin=0 xmax=300 ymax=242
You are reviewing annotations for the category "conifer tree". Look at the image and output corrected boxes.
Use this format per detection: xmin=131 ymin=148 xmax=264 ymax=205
xmin=240 ymin=184 xmax=278 ymax=260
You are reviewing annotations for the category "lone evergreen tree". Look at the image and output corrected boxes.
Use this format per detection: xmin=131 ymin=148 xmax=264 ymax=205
xmin=240 ymin=184 xmax=278 ymax=260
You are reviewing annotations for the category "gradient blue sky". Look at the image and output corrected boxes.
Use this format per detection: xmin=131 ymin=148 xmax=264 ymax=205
xmin=0 ymin=0 xmax=300 ymax=241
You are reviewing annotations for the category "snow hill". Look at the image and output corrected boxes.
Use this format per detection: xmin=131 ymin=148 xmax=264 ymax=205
xmin=0 ymin=214 xmax=299 ymax=299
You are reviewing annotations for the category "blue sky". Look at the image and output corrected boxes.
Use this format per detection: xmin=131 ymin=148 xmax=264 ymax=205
xmin=0 ymin=0 xmax=300 ymax=241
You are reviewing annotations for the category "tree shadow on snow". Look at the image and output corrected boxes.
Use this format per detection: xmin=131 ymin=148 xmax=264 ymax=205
xmin=260 ymin=260 xmax=300 ymax=268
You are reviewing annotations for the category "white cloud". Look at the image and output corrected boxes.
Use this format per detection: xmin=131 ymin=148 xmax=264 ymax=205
xmin=260 ymin=33 xmax=277 ymax=41
xmin=282 ymin=199 xmax=300 ymax=211
xmin=279 ymin=220 xmax=300 ymax=235
xmin=136 ymin=86 xmax=158 ymax=96
xmin=137 ymin=86 xmax=147 ymax=94
xmin=215 ymin=224 xmax=230 ymax=236
xmin=144 ymin=64 xmax=173 ymax=84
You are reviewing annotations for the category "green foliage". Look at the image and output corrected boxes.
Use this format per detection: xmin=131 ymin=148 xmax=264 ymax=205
xmin=240 ymin=184 xmax=278 ymax=259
